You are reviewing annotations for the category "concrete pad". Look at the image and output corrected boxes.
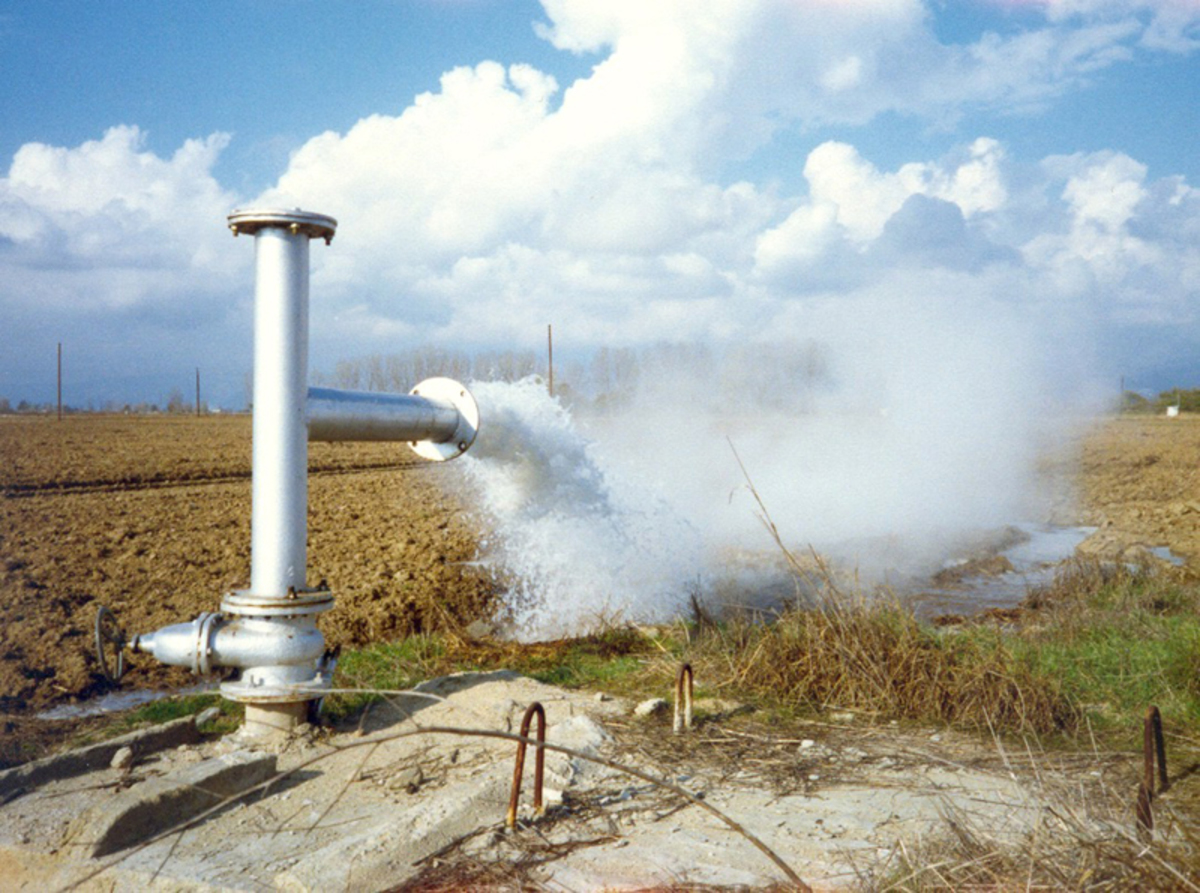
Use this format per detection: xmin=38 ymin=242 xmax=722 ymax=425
xmin=0 ymin=715 xmax=202 ymax=803
xmin=64 ymin=750 xmax=277 ymax=858
xmin=0 ymin=674 xmax=1080 ymax=891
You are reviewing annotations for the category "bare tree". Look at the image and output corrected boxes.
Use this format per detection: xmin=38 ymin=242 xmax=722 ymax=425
xmin=166 ymin=388 xmax=187 ymax=414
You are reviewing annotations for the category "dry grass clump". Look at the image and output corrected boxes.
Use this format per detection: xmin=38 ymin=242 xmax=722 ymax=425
xmin=866 ymin=794 xmax=1200 ymax=892
xmin=1023 ymin=556 xmax=1198 ymax=620
xmin=716 ymin=592 xmax=1080 ymax=735
xmin=719 ymin=443 xmax=1079 ymax=734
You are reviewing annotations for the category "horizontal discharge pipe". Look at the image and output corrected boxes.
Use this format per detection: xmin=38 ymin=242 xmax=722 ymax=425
xmin=306 ymin=377 xmax=479 ymax=462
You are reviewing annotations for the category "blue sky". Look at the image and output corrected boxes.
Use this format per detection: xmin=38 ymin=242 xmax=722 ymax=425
xmin=1 ymin=0 xmax=1198 ymax=409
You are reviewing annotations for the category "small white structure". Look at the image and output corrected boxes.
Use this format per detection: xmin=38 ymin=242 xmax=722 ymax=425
xmin=1167 ymin=405 xmax=1181 ymax=418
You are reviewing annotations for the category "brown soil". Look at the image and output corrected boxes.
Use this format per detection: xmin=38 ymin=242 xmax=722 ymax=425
xmin=2 ymin=411 xmax=1197 ymax=767
xmin=1074 ymin=414 xmax=1200 ymax=563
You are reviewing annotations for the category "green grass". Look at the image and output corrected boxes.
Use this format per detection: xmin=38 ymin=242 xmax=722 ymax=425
xmin=323 ymin=633 xmax=450 ymax=722
xmin=336 ymin=633 xmax=448 ymax=690
xmin=115 ymin=693 xmax=242 ymax=733
xmin=1021 ymin=624 xmax=1200 ymax=725
xmin=507 ymin=627 xmax=656 ymax=691
xmin=61 ymin=692 xmax=242 ymax=752
xmin=524 ymin=653 xmax=644 ymax=688
xmin=1007 ymin=561 xmax=1200 ymax=731
xmin=323 ymin=626 xmax=661 ymax=725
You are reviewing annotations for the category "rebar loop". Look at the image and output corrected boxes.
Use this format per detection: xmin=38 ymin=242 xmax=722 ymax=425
xmin=1137 ymin=705 xmax=1170 ymax=838
xmin=506 ymin=701 xmax=546 ymax=828
xmin=674 ymin=663 xmax=694 ymax=734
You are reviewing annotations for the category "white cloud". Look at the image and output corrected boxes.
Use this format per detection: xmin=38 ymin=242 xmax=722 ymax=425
xmin=252 ymin=0 xmax=1186 ymax=311
xmin=534 ymin=0 xmax=1163 ymax=149
xmin=1062 ymin=151 xmax=1147 ymax=232
xmin=1140 ymin=1 xmax=1200 ymax=52
xmin=0 ymin=126 xmax=240 ymax=308
xmin=0 ymin=126 xmax=250 ymax=405
xmin=821 ymin=55 xmax=865 ymax=92
xmin=1042 ymin=0 xmax=1200 ymax=51
xmin=753 ymin=202 xmax=841 ymax=277
xmin=1019 ymin=150 xmax=1200 ymax=325
xmin=754 ymin=137 xmax=1010 ymax=278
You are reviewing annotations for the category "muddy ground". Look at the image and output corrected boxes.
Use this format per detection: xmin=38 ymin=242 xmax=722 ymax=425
xmin=2 ymin=412 xmax=1198 ymax=766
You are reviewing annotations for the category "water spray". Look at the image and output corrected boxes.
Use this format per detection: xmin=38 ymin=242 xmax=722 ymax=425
xmin=95 ymin=208 xmax=479 ymax=738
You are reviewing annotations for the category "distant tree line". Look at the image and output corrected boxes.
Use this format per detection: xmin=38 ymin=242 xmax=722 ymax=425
xmin=1119 ymin=388 xmax=1200 ymax=414
xmin=311 ymin=346 xmax=540 ymax=393
xmin=313 ymin=340 xmax=836 ymax=414
xmin=0 ymin=393 xmax=210 ymax=416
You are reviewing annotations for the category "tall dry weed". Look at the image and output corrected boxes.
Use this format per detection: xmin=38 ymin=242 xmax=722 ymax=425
xmin=722 ymin=593 xmax=1079 ymax=735
xmin=725 ymin=440 xmax=1079 ymax=734
xmin=864 ymin=788 xmax=1200 ymax=892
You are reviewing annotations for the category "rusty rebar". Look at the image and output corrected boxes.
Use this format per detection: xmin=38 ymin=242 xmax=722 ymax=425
xmin=506 ymin=701 xmax=546 ymax=828
xmin=1137 ymin=705 xmax=1169 ymax=839
xmin=1149 ymin=705 xmax=1169 ymax=793
xmin=1137 ymin=780 xmax=1154 ymax=839
xmin=674 ymin=663 xmax=694 ymax=734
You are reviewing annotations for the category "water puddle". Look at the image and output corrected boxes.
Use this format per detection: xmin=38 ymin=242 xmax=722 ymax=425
xmin=1149 ymin=545 xmax=1187 ymax=567
xmin=909 ymin=523 xmax=1185 ymax=618
xmin=36 ymin=683 xmax=217 ymax=721
xmin=908 ymin=523 xmax=1094 ymax=618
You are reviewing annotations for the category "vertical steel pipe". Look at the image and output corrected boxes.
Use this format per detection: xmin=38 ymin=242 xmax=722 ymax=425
xmin=250 ymin=226 xmax=311 ymax=597
xmin=223 ymin=208 xmax=336 ymax=736
xmin=227 ymin=208 xmax=335 ymax=598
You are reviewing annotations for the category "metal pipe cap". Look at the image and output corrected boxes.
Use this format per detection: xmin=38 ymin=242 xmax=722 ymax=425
xmin=227 ymin=208 xmax=337 ymax=243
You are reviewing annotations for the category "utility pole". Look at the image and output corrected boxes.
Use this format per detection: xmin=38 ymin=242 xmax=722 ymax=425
xmin=57 ymin=342 xmax=62 ymax=421
xmin=547 ymin=324 xmax=554 ymax=399
xmin=196 ymin=367 xmax=202 ymax=417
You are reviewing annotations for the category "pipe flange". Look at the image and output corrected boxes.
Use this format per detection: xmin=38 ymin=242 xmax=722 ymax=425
xmin=221 ymin=588 xmax=334 ymax=618
xmin=408 ymin=377 xmax=480 ymax=461
xmin=221 ymin=673 xmax=330 ymax=705
xmin=227 ymin=208 xmax=337 ymax=244
xmin=193 ymin=612 xmax=221 ymax=675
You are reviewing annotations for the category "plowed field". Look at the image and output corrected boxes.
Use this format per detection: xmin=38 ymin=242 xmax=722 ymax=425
xmin=1075 ymin=415 xmax=1200 ymax=561
xmin=0 ymin=415 xmax=493 ymax=724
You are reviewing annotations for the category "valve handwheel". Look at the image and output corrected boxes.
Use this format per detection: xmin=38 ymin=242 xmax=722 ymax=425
xmin=94 ymin=605 xmax=128 ymax=684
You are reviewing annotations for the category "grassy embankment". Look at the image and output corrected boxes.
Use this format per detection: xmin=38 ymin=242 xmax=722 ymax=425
xmin=112 ymin=548 xmax=1200 ymax=760
xmin=320 ymin=557 xmax=1200 ymax=740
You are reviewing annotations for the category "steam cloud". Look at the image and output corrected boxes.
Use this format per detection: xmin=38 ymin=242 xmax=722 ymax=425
xmin=459 ymin=274 xmax=1099 ymax=638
